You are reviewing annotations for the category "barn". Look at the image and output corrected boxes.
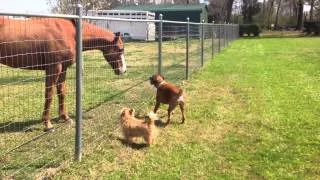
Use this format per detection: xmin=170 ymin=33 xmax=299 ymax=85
xmin=114 ymin=4 xmax=208 ymax=23
xmin=86 ymin=10 xmax=156 ymax=41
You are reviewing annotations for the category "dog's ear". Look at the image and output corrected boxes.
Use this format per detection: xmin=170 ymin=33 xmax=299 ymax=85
xmin=149 ymin=76 xmax=155 ymax=84
xmin=129 ymin=108 xmax=134 ymax=115
xmin=120 ymin=110 xmax=125 ymax=117
xmin=120 ymin=108 xmax=127 ymax=117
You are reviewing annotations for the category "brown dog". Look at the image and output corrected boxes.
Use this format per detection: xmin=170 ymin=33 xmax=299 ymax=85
xmin=149 ymin=74 xmax=185 ymax=125
xmin=120 ymin=107 xmax=158 ymax=145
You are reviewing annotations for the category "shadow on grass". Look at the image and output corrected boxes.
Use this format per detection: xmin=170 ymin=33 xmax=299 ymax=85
xmin=117 ymin=137 xmax=149 ymax=150
xmin=155 ymin=119 xmax=168 ymax=128
xmin=243 ymin=32 xmax=317 ymax=39
xmin=0 ymin=78 xmax=149 ymax=134
xmin=83 ymin=79 xmax=149 ymax=114
xmin=0 ymin=116 xmax=75 ymax=133
xmin=0 ymin=76 xmax=44 ymax=86
xmin=0 ymin=119 xmax=42 ymax=133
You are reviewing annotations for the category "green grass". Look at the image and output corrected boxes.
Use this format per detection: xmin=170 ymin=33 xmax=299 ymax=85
xmin=52 ymin=37 xmax=319 ymax=179
xmin=0 ymin=38 xmax=210 ymax=178
xmin=1 ymin=36 xmax=319 ymax=179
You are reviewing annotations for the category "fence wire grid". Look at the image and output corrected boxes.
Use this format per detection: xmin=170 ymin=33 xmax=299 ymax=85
xmin=0 ymin=11 xmax=238 ymax=178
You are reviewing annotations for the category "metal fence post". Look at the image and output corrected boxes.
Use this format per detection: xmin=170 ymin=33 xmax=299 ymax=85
xmin=158 ymin=14 xmax=163 ymax=75
xmin=75 ymin=3 xmax=83 ymax=162
xmin=186 ymin=17 xmax=190 ymax=80
xmin=218 ymin=24 xmax=221 ymax=52
xmin=233 ymin=25 xmax=235 ymax=42
xmin=226 ymin=23 xmax=229 ymax=46
xmin=224 ymin=22 xmax=227 ymax=48
xmin=201 ymin=19 xmax=204 ymax=67
xmin=211 ymin=21 xmax=214 ymax=59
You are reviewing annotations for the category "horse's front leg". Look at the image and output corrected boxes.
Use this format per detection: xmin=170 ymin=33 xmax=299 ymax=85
xmin=42 ymin=65 xmax=60 ymax=132
xmin=56 ymin=67 xmax=72 ymax=123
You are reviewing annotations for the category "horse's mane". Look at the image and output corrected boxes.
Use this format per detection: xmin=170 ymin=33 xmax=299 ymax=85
xmin=82 ymin=21 xmax=115 ymax=42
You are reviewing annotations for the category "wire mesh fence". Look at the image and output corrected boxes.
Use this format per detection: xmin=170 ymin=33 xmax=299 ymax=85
xmin=0 ymin=10 xmax=238 ymax=178
xmin=0 ymin=14 xmax=79 ymax=178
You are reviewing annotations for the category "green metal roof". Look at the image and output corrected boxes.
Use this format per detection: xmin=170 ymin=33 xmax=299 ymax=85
xmin=114 ymin=4 xmax=207 ymax=12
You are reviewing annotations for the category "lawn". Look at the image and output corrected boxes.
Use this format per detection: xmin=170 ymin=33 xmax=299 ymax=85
xmin=51 ymin=37 xmax=320 ymax=179
xmin=1 ymin=36 xmax=319 ymax=179
xmin=0 ymin=37 xmax=218 ymax=178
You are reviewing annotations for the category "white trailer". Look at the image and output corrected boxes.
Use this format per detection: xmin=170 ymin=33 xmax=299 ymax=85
xmin=87 ymin=10 xmax=156 ymax=41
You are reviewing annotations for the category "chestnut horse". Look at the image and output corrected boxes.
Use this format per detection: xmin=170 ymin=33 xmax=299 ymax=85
xmin=0 ymin=16 xmax=126 ymax=131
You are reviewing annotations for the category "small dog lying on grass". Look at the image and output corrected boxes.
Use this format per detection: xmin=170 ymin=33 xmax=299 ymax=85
xmin=120 ymin=107 xmax=158 ymax=145
xmin=149 ymin=74 xmax=185 ymax=125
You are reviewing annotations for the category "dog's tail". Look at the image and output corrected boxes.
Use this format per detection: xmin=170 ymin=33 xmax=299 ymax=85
xmin=177 ymin=89 xmax=184 ymax=103
xmin=178 ymin=89 xmax=183 ymax=96
xmin=147 ymin=112 xmax=158 ymax=126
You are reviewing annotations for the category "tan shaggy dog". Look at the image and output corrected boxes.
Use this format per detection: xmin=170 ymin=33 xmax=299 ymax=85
xmin=120 ymin=107 xmax=158 ymax=145
xmin=149 ymin=74 xmax=185 ymax=125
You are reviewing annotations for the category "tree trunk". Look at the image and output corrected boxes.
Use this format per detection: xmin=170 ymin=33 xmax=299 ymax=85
xmin=267 ymin=0 xmax=275 ymax=29
xmin=309 ymin=0 xmax=315 ymax=21
xmin=296 ymin=0 xmax=304 ymax=30
xmin=275 ymin=0 xmax=282 ymax=29
xmin=260 ymin=0 xmax=266 ymax=27
xmin=226 ymin=0 xmax=235 ymax=23
xmin=292 ymin=0 xmax=298 ymax=18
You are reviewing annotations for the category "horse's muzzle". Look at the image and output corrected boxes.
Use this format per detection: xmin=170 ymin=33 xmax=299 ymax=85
xmin=115 ymin=69 xmax=126 ymax=75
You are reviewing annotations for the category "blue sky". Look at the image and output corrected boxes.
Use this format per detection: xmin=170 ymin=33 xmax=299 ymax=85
xmin=0 ymin=0 xmax=50 ymax=13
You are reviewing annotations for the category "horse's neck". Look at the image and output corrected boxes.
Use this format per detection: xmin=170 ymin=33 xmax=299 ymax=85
xmin=82 ymin=23 xmax=114 ymax=52
xmin=82 ymin=38 xmax=107 ymax=51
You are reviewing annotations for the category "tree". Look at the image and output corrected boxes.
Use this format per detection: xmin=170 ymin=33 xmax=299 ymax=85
xmin=266 ymin=0 xmax=275 ymax=28
xmin=47 ymin=0 xmax=120 ymax=13
xmin=47 ymin=0 xmax=74 ymax=14
xmin=274 ymin=0 xmax=282 ymax=29
xmin=174 ymin=0 xmax=199 ymax=4
xmin=315 ymin=0 xmax=320 ymax=19
xmin=296 ymin=0 xmax=304 ymax=30
xmin=208 ymin=0 xmax=235 ymax=23
xmin=308 ymin=0 xmax=315 ymax=20
xmin=226 ymin=0 xmax=235 ymax=23
xmin=208 ymin=0 xmax=225 ymax=23
xmin=242 ymin=0 xmax=261 ymax=23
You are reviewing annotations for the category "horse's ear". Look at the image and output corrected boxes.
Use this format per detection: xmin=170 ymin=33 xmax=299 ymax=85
xmin=114 ymin=32 xmax=121 ymax=40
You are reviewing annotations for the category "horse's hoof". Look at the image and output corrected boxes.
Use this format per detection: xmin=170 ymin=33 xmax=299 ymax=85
xmin=44 ymin=127 xmax=55 ymax=132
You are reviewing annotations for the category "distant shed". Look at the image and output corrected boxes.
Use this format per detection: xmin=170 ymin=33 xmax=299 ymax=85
xmin=114 ymin=4 xmax=208 ymax=23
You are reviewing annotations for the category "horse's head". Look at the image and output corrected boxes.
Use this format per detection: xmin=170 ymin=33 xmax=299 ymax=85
xmin=103 ymin=32 xmax=126 ymax=75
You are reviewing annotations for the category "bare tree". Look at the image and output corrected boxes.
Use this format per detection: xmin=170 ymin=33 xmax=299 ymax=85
xmin=47 ymin=0 xmax=74 ymax=14
xmin=208 ymin=0 xmax=235 ymax=23
xmin=242 ymin=0 xmax=261 ymax=23
xmin=47 ymin=0 xmax=123 ymax=13
xmin=208 ymin=0 xmax=224 ymax=23
xmin=266 ymin=0 xmax=275 ymax=28
xmin=275 ymin=0 xmax=282 ymax=29
xmin=308 ymin=0 xmax=315 ymax=20
xmin=296 ymin=0 xmax=304 ymax=30
xmin=226 ymin=0 xmax=235 ymax=23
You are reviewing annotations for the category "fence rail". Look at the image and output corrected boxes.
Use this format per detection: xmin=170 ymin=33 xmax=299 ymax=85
xmin=0 ymin=8 xmax=238 ymax=178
